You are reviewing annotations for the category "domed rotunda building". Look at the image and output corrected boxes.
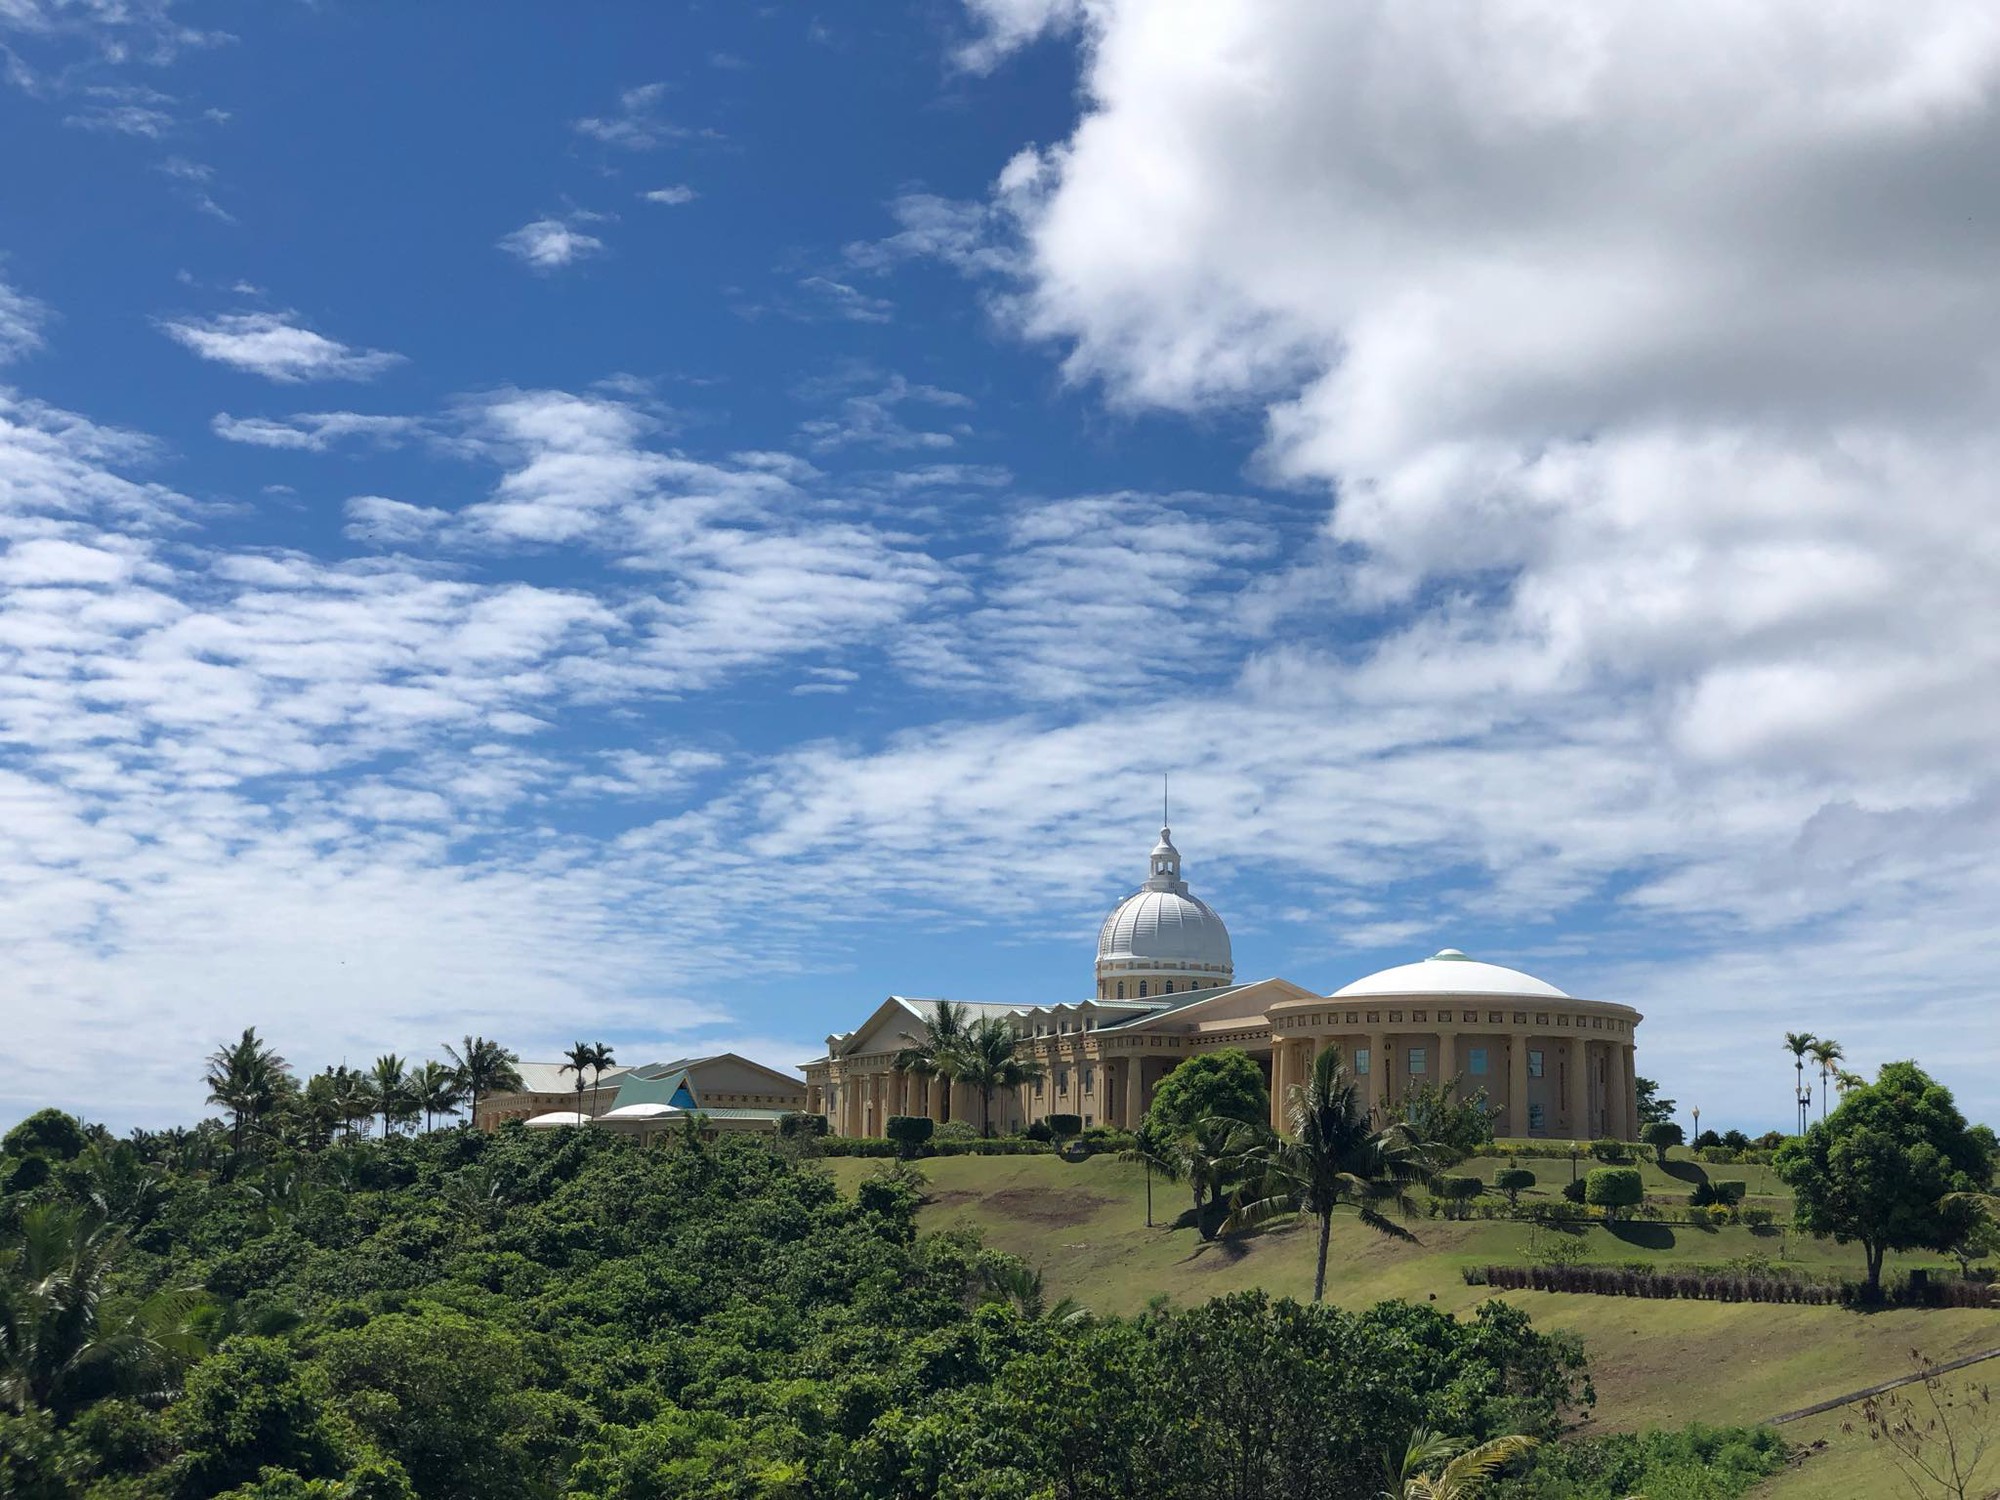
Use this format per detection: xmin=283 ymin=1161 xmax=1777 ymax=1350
xmin=804 ymin=824 xmax=1641 ymax=1141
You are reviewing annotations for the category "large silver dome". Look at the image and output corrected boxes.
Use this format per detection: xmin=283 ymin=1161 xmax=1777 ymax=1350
xmin=1094 ymin=827 xmax=1233 ymax=992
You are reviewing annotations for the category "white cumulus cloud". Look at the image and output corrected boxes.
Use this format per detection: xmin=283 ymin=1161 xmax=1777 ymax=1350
xmin=157 ymin=310 xmax=405 ymax=383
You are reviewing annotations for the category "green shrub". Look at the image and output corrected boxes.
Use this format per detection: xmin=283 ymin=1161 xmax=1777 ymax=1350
xmin=1045 ymin=1114 xmax=1082 ymax=1140
xmin=1560 ymin=1178 xmax=1587 ymax=1204
xmin=1584 ymin=1167 xmax=1644 ymax=1220
xmin=1712 ymin=1179 xmax=1747 ymax=1206
xmin=884 ymin=1116 xmax=934 ymax=1159
xmin=1022 ymin=1119 xmax=1055 ymax=1143
xmin=777 ymin=1112 xmax=827 ymax=1139
xmin=1433 ymin=1176 xmax=1484 ymax=1219
xmin=1495 ymin=1167 xmax=1537 ymax=1206
xmin=934 ymin=1120 xmax=980 ymax=1144
xmin=1588 ymin=1139 xmax=1630 ymax=1164
xmin=1743 ymin=1207 xmax=1776 ymax=1230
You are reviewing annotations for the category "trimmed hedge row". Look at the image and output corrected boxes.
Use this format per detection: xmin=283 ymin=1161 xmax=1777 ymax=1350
xmin=817 ymin=1137 xmax=1057 ymax=1157
xmin=1474 ymin=1262 xmax=1996 ymax=1308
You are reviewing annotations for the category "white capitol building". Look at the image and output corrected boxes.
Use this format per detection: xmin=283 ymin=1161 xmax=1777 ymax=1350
xmin=804 ymin=823 xmax=1643 ymax=1140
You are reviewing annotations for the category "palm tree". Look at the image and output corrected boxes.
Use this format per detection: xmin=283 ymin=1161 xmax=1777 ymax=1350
xmin=892 ymin=1000 xmax=971 ymax=1126
xmin=444 ymin=1035 xmax=524 ymax=1131
xmin=585 ymin=1042 xmax=618 ymax=1119
xmin=327 ymin=1066 xmax=377 ymax=1141
xmin=414 ymin=1061 xmax=464 ymax=1131
xmin=950 ymin=1016 xmax=1045 ymax=1137
xmin=1224 ymin=1045 xmax=1427 ymax=1302
xmin=1380 ymin=1429 xmax=1539 ymax=1499
xmin=370 ymin=1055 xmax=415 ymax=1140
xmin=1834 ymin=1067 xmax=1867 ymax=1096
xmin=0 ymin=1206 xmax=211 ymax=1418
xmin=1783 ymin=1032 xmax=1818 ymax=1135
xmin=203 ymin=1028 xmax=292 ymax=1151
xmin=1808 ymin=1038 xmax=1844 ymax=1122
xmin=1118 ymin=1136 xmax=1182 ymax=1227
xmin=1174 ymin=1114 xmax=1264 ymax=1238
xmin=559 ymin=1041 xmax=596 ymax=1122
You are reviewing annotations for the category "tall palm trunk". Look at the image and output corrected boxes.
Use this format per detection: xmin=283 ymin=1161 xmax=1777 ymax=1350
xmin=1314 ymin=1207 xmax=1333 ymax=1303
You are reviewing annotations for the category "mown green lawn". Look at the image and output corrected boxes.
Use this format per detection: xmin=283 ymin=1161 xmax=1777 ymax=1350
xmin=823 ymin=1151 xmax=2000 ymax=1500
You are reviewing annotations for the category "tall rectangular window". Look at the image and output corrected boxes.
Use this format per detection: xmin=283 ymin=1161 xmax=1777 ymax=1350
xmin=1407 ymin=1047 xmax=1427 ymax=1075
xmin=1528 ymin=1103 xmax=1545 ymax=1131
xmin=1354 ymin=1048 xmax=1371 ymax=1075
xmin=1083 ymin=1067 xmax=1095 ymax=1094
xmin=1467 ymin=1047 xmax=1488 ymax=1076
xmin=1527 ymin=1049 xmax=1544 ymax=1079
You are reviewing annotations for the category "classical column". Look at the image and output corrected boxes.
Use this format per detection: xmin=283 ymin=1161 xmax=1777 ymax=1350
xmin=1437 ymin=1030 xmax=1458 ymax=1099
xmin=1126 ymin=1053 xmax=1145 ymax=1129
xmin=1509 ymin=1037 xmax=1530 ymax=1138
xmin=1564 ymin=1041 xmax=1588 ymax=1140
xmin=1603 ymin=1043 xmax=1625 ymax=1141
xmin=1623 ymin=1044 xmax=1639 ymax=1139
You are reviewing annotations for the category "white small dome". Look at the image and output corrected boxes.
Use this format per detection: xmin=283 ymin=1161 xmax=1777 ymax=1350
xmin=524 ymin=1110 xmax=593 ymax=1128
xmin=1333 ymin=948 xmax=1569 ymax=1000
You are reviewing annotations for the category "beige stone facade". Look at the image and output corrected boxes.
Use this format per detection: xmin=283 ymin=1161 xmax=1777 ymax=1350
xmin=805 ymin=975 xmax=1640 ymax=1141
xmin=803 ymin=827 xmax=1642 ymax=1142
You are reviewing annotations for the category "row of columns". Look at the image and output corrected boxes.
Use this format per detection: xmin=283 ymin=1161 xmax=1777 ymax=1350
xmin=1268 ymin=1034 xmax=1639 ymax=1139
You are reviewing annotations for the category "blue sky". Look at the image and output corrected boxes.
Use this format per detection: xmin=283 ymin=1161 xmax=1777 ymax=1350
xmin=4 ymin=0 xmax=1999 ymax=1134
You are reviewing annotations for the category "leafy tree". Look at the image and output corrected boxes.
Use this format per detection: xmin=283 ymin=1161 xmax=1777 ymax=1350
xmin=1401 ymin=1078 xmax=1494 ymax=1167
xmin=1225 ymin=1046 xmax=1424 ymax=1300
xmin=1722 ymin=1129 xmax=1752 ymax=1152
xmin=441 ymin=1036 xmax=522 ymax=1131
xmin=1142 ymin=1048 xmax=1270 ymax=1143
xmin=891 ymin=999 xmax=971 ymax=1126
xmin=1 ymin=1110 xmax=87 ymax=1164
xmin=316 ymin=1308 xmax=535 ymax=1500
xmin=166 ymin=1337 xmax=352 ymax=1497
xmin=1640 ymin=1120 xmax=1684 ymax=1165
xmin=205 ymin=1029 xmax=294 ymax=1153
xmin=952 ymin=1016 xmax=1045 ymax=1137
xmin=1584 ymin=1168 xmax=1642 ymax=1222
xmin=1494 ymin=1167 xmax=1535 ymax=1208
xmin=1633 ymin=1076 xmax=1676 ymax=1131
xmin=1775 ymin=1061 xmax=1992 ymax=1296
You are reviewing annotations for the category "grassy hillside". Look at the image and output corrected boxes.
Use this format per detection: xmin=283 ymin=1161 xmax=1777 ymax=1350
xmin=826 ymin=1152 xmax=2000 ymax=1500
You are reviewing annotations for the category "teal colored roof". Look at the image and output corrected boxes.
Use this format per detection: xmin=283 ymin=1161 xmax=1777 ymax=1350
xmin=603 ymin=1072 xmax=691 ymax=1109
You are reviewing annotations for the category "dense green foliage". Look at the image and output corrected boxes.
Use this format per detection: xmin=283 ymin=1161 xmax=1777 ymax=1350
xmin=1582 ymin=1169 xmax=1642 ymax=1220
xmin=1140 ymin=1048 xmax=1270 ymax=1141
xmin=1492 ymin=1423 xmax=1788 ymax=1499
xmin=0 ymin=1112 xmax=1629 ymax=1500
xmin=1776 ymin=1061 xmax=1992 ymax=1293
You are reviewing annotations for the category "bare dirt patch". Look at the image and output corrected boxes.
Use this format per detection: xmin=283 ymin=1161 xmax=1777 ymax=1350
xmin=982 ymin=1187 xmax=1112 ymax=1228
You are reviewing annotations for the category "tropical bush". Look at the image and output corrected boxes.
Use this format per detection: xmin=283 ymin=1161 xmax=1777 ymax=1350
xmin=0 ymin=1120 xmax=1610 ymax=1499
